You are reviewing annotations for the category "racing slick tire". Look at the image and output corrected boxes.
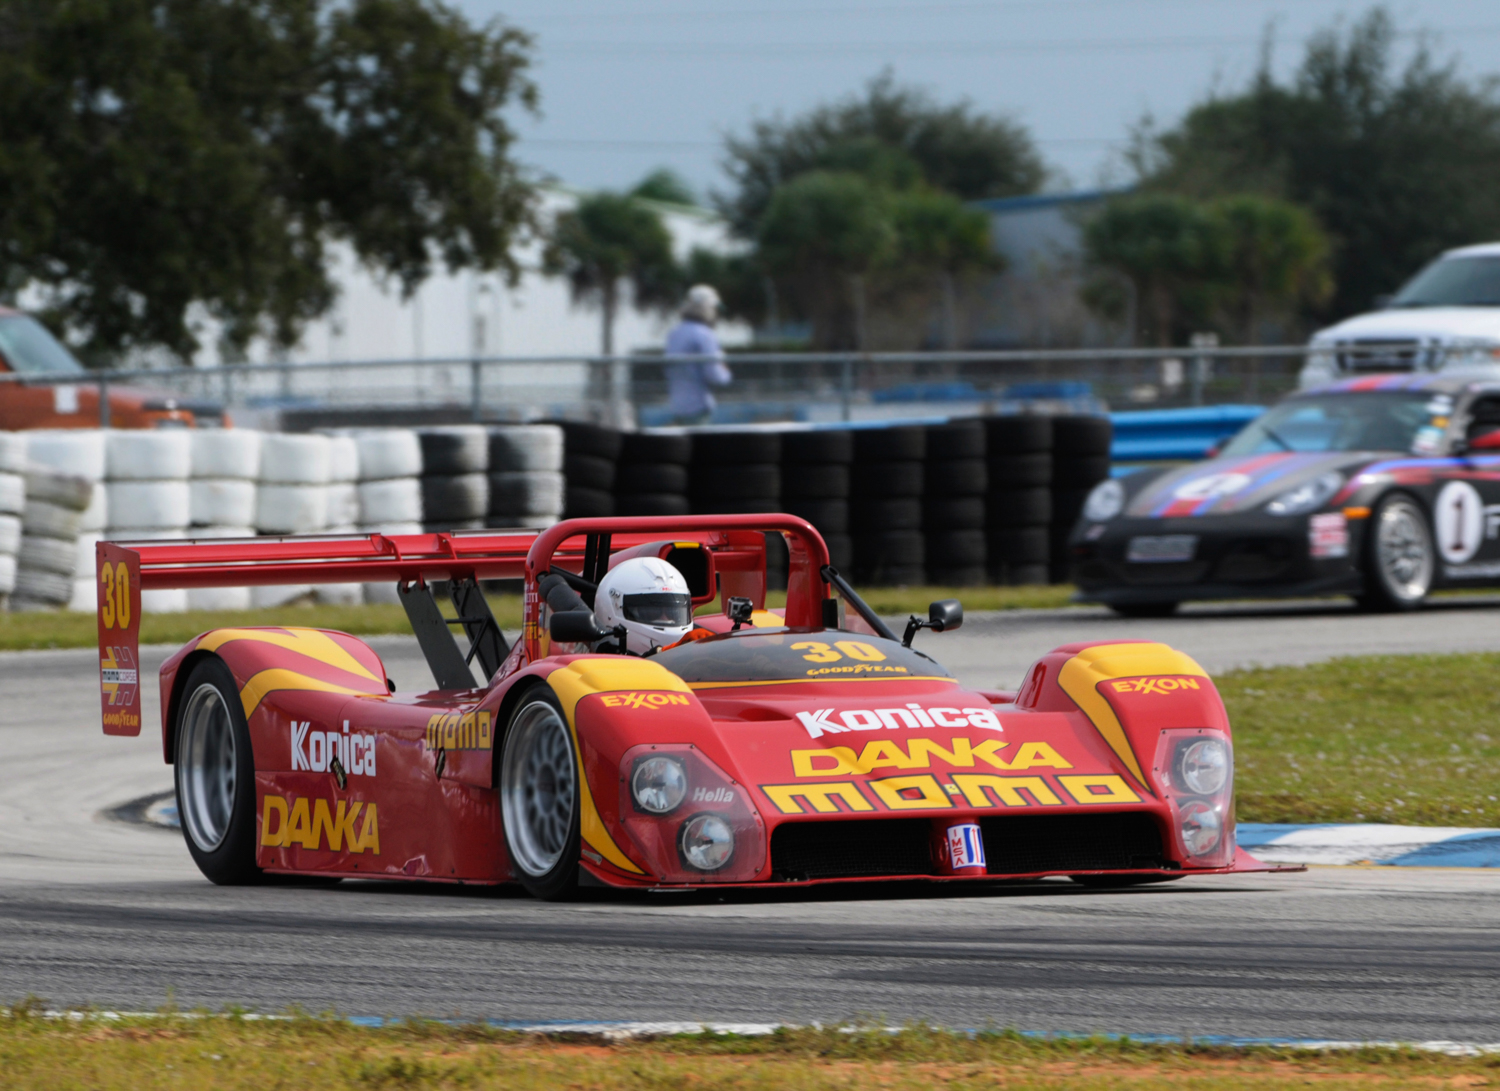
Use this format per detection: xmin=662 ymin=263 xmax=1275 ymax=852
xmin=1108 ymin=601 xmax=1180 ymax=618
xmin=1357 ymin=493 xmax=1435 ymax=612
xmin=500 ymin=688 xmax=582 ymax=901
xmin=175 ymin=657 xmax=262 ymax=885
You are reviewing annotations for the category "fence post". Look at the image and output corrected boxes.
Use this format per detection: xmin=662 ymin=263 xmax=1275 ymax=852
xmin=840 ymin=355 xmax=853 ymax=422
xmin=1190 ymin=332 xmax=1218 ymax=407
xmin=469 ymin=357 xmax=483 ymax=422
xmin=98 ymin=375 xmax=110 ymax=429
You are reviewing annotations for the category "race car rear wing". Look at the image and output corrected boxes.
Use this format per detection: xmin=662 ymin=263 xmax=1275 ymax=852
xmin=96 ymin=515 xmax=832 ymax=736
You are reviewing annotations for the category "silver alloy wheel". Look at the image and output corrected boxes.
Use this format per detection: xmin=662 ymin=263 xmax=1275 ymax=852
xmin=178 ymin=682 xmax=237 ymax=853
xmin=501 ymin=700 xmax=577 ymax=877
xmin=1374 ymin=497 xmax=1434 ymax=603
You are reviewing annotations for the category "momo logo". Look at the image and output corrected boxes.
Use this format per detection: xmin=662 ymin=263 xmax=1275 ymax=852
xmin=1173 ymin=472 xmax=1251 ymax=502
xmin=795 ymin=704 xmax=1002 ymax=739
xmin=599 ymin=692 xmax=691 ymax=710
xmin=1108 ymin=676 xmax=1202 ymax=696
xmin=292 ymin=721 xmax=376 ymax=777
xmin=424 ymin=710 xmax=493 ymax=751
xmin=260 ymin=794 xmax=380 ymax=854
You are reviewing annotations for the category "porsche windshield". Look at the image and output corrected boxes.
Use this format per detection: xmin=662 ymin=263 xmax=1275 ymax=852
xmin=1390 ymin=256 xmax=1500 ymax=308
xmin=1221 ymin=392 xmax=1439 ymax=456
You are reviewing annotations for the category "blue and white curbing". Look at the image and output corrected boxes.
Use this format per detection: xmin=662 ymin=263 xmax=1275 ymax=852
xmin=1239 ymin=823 xmax=1500 ymax=868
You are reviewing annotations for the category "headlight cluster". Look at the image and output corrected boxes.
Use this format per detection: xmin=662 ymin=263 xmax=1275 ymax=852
xmin=1083 ymin=478 xmax=1125 ymax=521
xmin=631 ymin=755 xmax=687 ymax=814
xmin=622 ymin=748 xmax=756 ymax=877
xmin=1266 ymin=471 xmax=1342 ymax=516
xmin=1154 ymin=731 xmax=1235 ymax=866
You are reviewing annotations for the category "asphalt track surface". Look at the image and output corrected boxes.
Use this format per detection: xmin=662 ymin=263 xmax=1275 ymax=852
xmin=4 ymin=598 xmax=1500 ymax=1039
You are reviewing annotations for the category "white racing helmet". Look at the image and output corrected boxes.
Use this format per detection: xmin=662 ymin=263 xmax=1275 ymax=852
xmin=595 ymin=556 xmax=694 ymax=654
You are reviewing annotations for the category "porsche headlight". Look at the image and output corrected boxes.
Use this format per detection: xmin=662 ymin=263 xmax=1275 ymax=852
xmin=1178 ymin=800 xmax=1222 ymax=857
xmin=1083 ymin=478 xmax=1125 ymax=521
xmin=1179 ymin=738 xmax=1229 ymax=795
xmin=631 ymin=755 xmax=686 ymax=814
xmin=1265 ymin=471 xmax=1342 ymax=516
xmin=679 ymin=813 xmax=734 ymax=871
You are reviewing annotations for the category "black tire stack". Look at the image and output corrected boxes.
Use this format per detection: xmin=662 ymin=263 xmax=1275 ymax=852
xmin=779 ymin=430 xmax=853 ymax=572
xmin=615 ymin=432 xmax=692 ymax=516
xmin=984 ymin=417 xmax=1054 ymax=585
xmin=850 ymin=426 xmax=925 ymax=586
xmin=922 ymin=420 xmax=988 ymax=586
xmin=690 ymin=431 xmax=785 ymax=588
xmin=416 ymin=426 xmax=488 ymax=532
xmin=557 ymin=422 xmax=621 ymax=518
xmin=1049 ymin=415 xmax=1114 ymax=583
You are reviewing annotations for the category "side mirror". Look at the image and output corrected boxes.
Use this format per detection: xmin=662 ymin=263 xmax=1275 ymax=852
xmin=902 ymin=598 xmax=963 ymax=647
xmin=550 ymin=610 xmax=611 ymax=644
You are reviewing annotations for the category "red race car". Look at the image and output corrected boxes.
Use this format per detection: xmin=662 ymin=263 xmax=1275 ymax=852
xmin=96 ymin=515 xmax=1283 ymax=897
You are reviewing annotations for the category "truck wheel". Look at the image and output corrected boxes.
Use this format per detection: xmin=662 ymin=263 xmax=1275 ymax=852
xmin=500 ymin=689 xmax=581 ymax=900
xmin=175 ymin=657 xmax=262 ymax=885
xmin=1357 ymin=494 xmax=1433 ymax=611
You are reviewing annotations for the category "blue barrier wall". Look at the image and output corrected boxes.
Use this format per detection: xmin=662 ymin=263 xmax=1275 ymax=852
xmin=1110 ymin=404 xmax=1264 ymax=462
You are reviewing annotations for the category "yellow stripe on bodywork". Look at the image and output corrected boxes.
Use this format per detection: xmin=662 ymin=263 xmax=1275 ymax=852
xmin=239 ymin=669 xmax=374 ymax=720
xmin=1056 ymin=642 xmax=1208 ymax=786
xmin=546 ymin=659 xmax=694 ymax=876
xmin=687 ymin=675 xmax=956 ymax=691
xmin=198 ymin=628 xmax=379 ymax=683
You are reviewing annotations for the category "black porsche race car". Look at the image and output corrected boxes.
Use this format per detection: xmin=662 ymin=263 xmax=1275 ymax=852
xmin=1068 ymin=374 xmax=1500 ymax=615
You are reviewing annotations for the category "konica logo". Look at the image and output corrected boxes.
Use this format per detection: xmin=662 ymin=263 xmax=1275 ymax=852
xmin=795 ymin=704 xmax=1002 ymax=739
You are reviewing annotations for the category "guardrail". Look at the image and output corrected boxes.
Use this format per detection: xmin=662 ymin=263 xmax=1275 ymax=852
xmin=1 ymin=344 xmax=1319 ymax=429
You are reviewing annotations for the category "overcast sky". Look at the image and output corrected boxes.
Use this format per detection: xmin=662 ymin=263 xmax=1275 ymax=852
xmin=453 ymin=0 xmax=1500 ymax=204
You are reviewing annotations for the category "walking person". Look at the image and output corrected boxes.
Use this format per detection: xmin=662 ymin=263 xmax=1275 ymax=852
xmin=664 ymin=285 xmax=731 ymax=425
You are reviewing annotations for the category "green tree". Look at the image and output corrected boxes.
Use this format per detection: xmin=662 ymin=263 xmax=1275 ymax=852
xmin=543 ymin=192 xmax=680 ymax=355
xmin=720 ymin=71 xmax=1044 ymax=238
xmin=0 ymin=0 xmax=538 ymax=362
xmin=888 ymin=189 xmax=998 ymax=347
xmin=1136 ymin=8 xmax=1500 ymax=319
xmin=1213 ymin=195 xmax=1332 ymax=342
xmin=631 ymin=168 xmax=697 ymax=207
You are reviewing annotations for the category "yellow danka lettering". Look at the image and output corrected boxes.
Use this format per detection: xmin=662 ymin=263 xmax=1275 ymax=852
xmin=1058 ymin=775 xmax=1141 ymax=805
xmin=356 ymin=803 xmax=380 ymax=854
xmin=1006 ymin=742 xmax=1073 ymax=770
xmin=790 ymin=737 xmax=1012 ymax=777
xmin=260 ymin=794 xmax=289 ymax=846
xmin=761 ymin=782 xmax=874 ymax=815
xmin=952 ymin=774 xmax=1063 ymax=807
xmin=791 ymin=747 xmax=861 ymax=776
xmin=286 ymin=796 xmax=313 ymax=848
xmin=311 ymin=798 xmax=340 ymax=849
xmin=335 ymin=801 xmax=364 ymax=848
xmin=868 ymin=774 xmax=952 ymax=810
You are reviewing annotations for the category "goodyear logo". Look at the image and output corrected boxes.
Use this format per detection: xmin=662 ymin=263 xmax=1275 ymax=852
xmin=260 ymin=795 xmax=380 ymax=854
xmin=1109 ymin=676 xmax=1201 ymax=696
xmin=598 ymin=691 xmax=691 ymax=709
xmin=425 ymin=710 xmax=493 ymax=751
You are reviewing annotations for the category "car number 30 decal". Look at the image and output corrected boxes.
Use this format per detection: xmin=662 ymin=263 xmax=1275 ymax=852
xmin=790 ymin=640 xmax=887 ymax=664
xmin=98 ymin=561 xmax=131 ymax=630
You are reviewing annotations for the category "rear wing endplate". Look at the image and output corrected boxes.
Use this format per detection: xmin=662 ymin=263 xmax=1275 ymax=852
xmin=97 ymin=542 xmax=143 ymax=736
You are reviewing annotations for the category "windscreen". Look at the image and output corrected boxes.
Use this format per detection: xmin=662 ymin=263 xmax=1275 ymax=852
xmin=624 ymin=592 xmax=692 ymax=627
xmin=652 ymin=629 xmax=950 ymax=685
xmin=0 ymin=315 xmax=86 ymax=375
xmin=1220 ymin=391 xmax=1442 ymax=456
xmin=1390 ymin=256 xmax=1500 ymax=308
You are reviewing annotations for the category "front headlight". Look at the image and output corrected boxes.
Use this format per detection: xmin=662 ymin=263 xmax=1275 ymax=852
xmin=1083 ymin=478 xmax=1125 ymax=521
xmin=1447 ymin=339 xmax=1500 ymax=366
xmin=1265 ymin=471 xmax=1342 ymax=516
xmin=1179 ymin=739 xmax=1228 ymax=795
xmin=679 ymin=813 xmax=734 ymax=870
xmin=1179 ymin=801 xmax=1222 ymax=857
xmin=631 ymin=755 xmax=686 ymax=814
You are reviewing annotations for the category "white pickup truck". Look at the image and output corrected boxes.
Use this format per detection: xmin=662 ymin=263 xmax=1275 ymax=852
xmin=1300 ymin=242 xmax=1500 ymax=387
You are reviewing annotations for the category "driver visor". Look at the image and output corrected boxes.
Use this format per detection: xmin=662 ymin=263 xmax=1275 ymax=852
xmin=623 ymin=592 xmax=693 ymax=627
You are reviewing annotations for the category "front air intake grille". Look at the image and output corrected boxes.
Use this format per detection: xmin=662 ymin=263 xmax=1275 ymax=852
xmin=772 ymin=818 xmax=935 ymax=880
xmin=981 ymin=812 xmax=1165 ymax=874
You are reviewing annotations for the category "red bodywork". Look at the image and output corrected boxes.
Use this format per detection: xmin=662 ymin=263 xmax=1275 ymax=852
xmin=98 ymin=516 xmax=1282 ymax=888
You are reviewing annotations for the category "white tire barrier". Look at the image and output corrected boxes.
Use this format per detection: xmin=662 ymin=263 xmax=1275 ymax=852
xmin=141 ymin=587 xmax=189 ymax=613
xmin=75 ymin=532 xmax=101 ymax=577
xmin=190 ymin=479 xmax=257 ymax=527
xmin=488 ymin=470 xmax=564 ymax=518
xmin=78 ymin=483 xmax=107 ymax=532
xmin=187 ymin=585 xmax=253 ymax=611
xmin=260 ymin=433 xmax=331 ymax=484
xmin=328 ymin=434 xmax=360 ymax=483
xmin=0 ymin=553 xmax=16 ymax=595
xmin=191 ymin=429 xmax=261 ymax=479
xmin=25 ymin=467 xmax=92 ymax=512
xmin=26 ymin=430 xmax=105 ymax=480
xmin=0 ymin=433 xmax=27 ymax=475
xmin=354 ymin=429 xmax=422 ymax=480
xmin=0 ymin=473 xmax=25 ymax=516
xmin=68 ymin=577 xmax=96 ymax=613
xmin=12 ymin=565 xmax=68 ymax=607
xmin=358 ymin=477 xmax=422 ymax=524
xmin=256 ymin=484 xmax=328 ymax=534
xmin=23 ymin=500 xmax=82 ymax=540
xmin=489 ymin=425 xmax=564 ymax=473
xmin=327 ymin=482 xmax=360 ymax=528
xmin=19 ymin=535 xmax=77 ymax=576
xmin=105 ymin=481 xmax=191 ymax=530
xmin=105 ymin=430 xmax=191 ymax=480
xmin=0 ymin=513 xmax=20 ymax=557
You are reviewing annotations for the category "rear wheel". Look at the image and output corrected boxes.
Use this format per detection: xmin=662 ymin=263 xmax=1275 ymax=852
xmin=1357 ymin=494 xmax=1433 ymax=611
xmin=500 ymin=689 xmax=581 ymax=900
xmin=1108 ymin=601 xmax=1179 ymax=619
xmin=175 ymin=657 xmax=261 ymax=885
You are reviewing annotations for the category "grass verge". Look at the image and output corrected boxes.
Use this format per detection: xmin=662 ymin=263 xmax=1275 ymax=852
xmin=2 ymin=1014 xmax=1496 ymax=1091
xmin=1223 ymin=652 xmax=1500 ymax=826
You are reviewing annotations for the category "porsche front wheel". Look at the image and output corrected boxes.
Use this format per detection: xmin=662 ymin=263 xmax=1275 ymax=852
xmin=500 ymin=689 xmax=581 ymax=900
xmin=175 ymin=657 xmax=261 ymax=885
xmin=1358 ymin=494 xmax=1433 ymax=611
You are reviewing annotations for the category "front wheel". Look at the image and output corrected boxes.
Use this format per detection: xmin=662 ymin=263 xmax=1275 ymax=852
xmin=175 ymin=657 xmax=262 ymax=885
xmin=500 ymin=688 xmax=581 ymax=900
xmin=1357 ymin=494 xmax=1433 ymax=612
